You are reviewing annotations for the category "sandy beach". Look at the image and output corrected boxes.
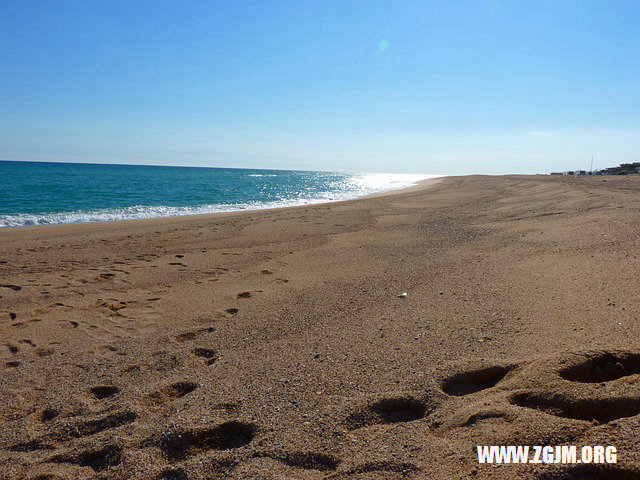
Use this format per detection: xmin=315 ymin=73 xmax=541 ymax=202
xmin=1 ymin=175 xmax=639 ymax=479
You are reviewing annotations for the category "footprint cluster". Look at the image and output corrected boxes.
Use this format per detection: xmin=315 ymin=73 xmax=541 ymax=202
xmin=511 ymin=351 xmax=640 ymax=424
xmin=434 ymin=350 xmax=640 ymax=478
xmin=438 ymin=350 xmax=640 ymax=425
xmin=5 ymin=349 xmax=638 ymax=478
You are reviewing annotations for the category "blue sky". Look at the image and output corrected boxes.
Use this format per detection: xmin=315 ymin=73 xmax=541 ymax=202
xmin=1 ymin=0 xmax=639 ymax=174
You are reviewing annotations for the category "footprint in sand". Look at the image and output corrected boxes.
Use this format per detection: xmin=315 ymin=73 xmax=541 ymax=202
xmin=149 ymin=381 xmax=199 ymax=405
xmin=345 ymin=396 xmax=432 ymax=430
xmin=35 ymin=346 xmax=54 ymax=357
xmin=151 ymin=351 xmax=181 ymax=372
xmin=41 ymin=408 xmax=59 ymax=422
xmin=509 ymin=390 xmax=640 ymax=424
xmin=36 ymin=410 xmax=138 ymax=442
xmin=159 ymin=421 xmax=257 ymax=460
xmin=164 ymin=381 xmax=198 ymax=397
xmin=441 ymin=365 xmax=513 ymax=397
xmin=10 ymin=439 xmax=53 ymax=452
xmin=210 ymin=309 xmax=239 ymax=320
xmin=192 ymin=348 xmax=217 ymax=365
xmin=48 ymin=444 xmax=123 ymax=472
xmin=89 ymin=385 xmax=120 ymax=399
xmin=174 ymin=326 xmax=215 ymax=343
xmin=558 ymin=350 xmax=640 ymax=383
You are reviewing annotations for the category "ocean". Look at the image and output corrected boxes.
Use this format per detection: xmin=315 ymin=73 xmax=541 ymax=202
xmin=0 ymin=161 xmax=435 ymax=228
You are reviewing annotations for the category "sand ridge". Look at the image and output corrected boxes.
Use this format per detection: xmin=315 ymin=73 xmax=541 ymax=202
xmin=1 ymin=175 xmax=639 ymax=479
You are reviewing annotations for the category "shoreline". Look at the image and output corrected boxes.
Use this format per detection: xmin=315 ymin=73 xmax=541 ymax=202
xmin=0 ymin=177 xmax=442 ymax=236
xmin=1 ymin=174 xmax=639 ymax=479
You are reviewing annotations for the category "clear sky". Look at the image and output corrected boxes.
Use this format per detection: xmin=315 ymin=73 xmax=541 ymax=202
xmin=1 ymin=1 xmax=639 ymax=174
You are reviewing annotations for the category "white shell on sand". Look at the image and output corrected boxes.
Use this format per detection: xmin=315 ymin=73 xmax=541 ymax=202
xmin=397 ymin=292 xmax=408 ymax=298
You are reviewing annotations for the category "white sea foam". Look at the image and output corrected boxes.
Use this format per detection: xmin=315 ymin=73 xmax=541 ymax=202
xmin=0 ymin=173 xmax=439 ymax=228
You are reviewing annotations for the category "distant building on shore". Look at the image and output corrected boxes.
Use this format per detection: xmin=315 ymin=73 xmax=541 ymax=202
xmin=551 ymin=162 xmax=640 ymax=176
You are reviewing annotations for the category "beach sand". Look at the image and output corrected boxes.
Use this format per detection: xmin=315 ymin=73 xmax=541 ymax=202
xmin=1 ymin=175 xmax=639 ymax=479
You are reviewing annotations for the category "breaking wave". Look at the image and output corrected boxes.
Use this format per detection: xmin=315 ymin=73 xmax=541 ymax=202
xmin=0 ymin=172 xmax=438 ymax=228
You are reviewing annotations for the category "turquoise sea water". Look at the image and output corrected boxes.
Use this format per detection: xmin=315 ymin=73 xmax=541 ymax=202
xmin=0 ymin=161 xmax=433 ymax=228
